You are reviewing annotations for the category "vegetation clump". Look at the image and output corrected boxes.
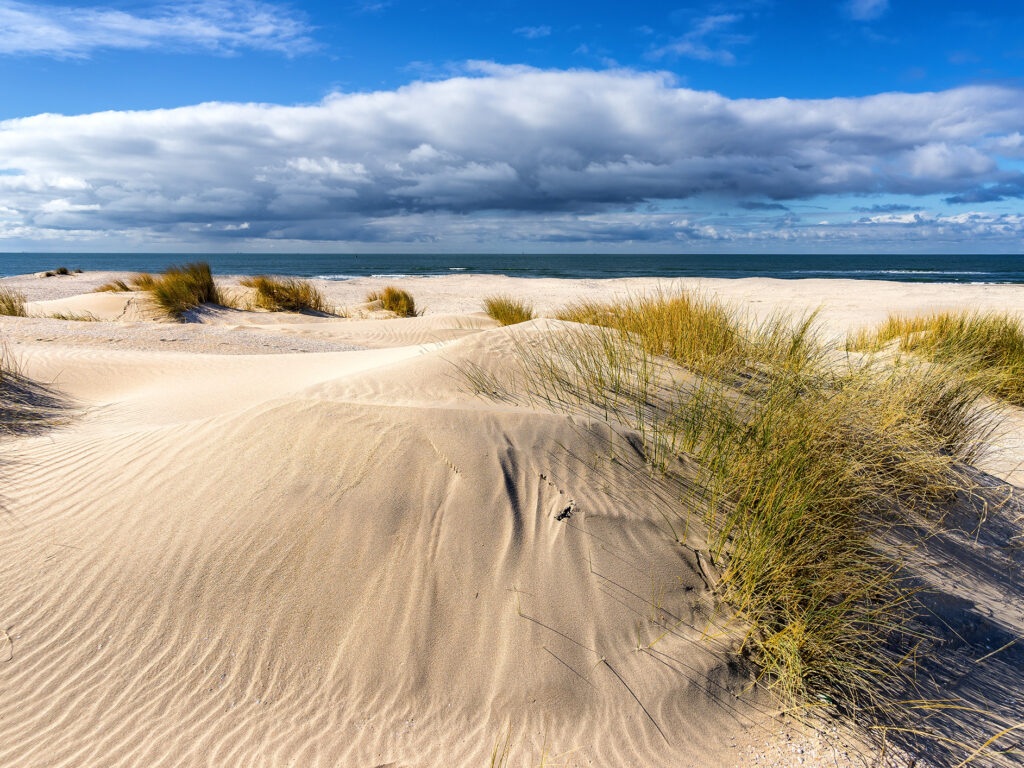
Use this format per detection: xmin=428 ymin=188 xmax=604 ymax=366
xmin=465 ymin=290 xmax=1001 ymax=719
xmin=95 ymin=264 xmax=220 ymax=319
xmin=95 ymin=279 xmax=131 ymax=293
xmin=366 ymin=285 xmax=418 ymax=317
xmin=239 ymin=275 xmax=330 ymax=313
xmin=147 ymin=263 xmax=220 ymax=318
xmin=0 ymin=286 xmax=27 ymax=317
xmin=0 ymin=340 xmax=66 ymax=434
xmin=850 ymin=310 xmax=1024 ymax=406
xmin=483 ymin=295 xmax=535 ymax=326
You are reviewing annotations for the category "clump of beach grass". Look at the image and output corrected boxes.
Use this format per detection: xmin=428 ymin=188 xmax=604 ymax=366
xmin=464 ymin=289 xmax=1001 ymax=720
xmin=94 ymin=279 xmax=131 ymax=293
xmin=850 ymin=310 xmax=1024 ymax=406
xmin=239 ymin=275 xmax=330 ymax=313
xmin=0 ymin=286 xmax=27 ymax=317
xmin=100 ymin=263 xmax=220 ymax=319
xmin=366 ymin=285 xmax=418 ymax=317
xmin=483 ymin=295 xmax=535 ymax=326
xmin=47 ymin=312 xmax=100 ymax=322
xmin=148 ymin=263 xmax=220 ymax=318
xmin=0 ymin=339 xmax=66 ymax=434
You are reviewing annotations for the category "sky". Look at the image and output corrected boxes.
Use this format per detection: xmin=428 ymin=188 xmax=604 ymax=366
xmin=0 ymin=0 xmax=1023 ymax=253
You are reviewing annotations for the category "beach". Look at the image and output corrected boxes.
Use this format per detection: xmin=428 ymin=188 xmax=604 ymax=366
xmin=0 ymin=271 xmax=1021 ymax=768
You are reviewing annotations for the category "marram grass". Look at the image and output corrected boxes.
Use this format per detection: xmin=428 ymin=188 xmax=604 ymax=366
xmin=850 ymin=310 xmax=1024 ymax=406
xmin=366 ymin=285 xmax=418 ymax=317
xmin=93 ymin=264 xmax=221 ymax=319
xmin=463 ymin=290 xmax=1002 ymax=722
xmin=239 ymin=275 xmax=330 ymax=313
xmin=483 ymin=295 xmax=535 ymax=326
xmin=0 ymin=285 xmax=27 ymax=317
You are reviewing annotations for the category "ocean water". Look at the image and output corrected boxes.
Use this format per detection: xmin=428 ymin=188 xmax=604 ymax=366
xmin=1 ymin=253 xmax=1022 ymax=283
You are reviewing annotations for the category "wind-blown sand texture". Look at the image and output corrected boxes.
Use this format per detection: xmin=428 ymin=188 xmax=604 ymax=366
xmin=1 ymin=272 xmax=1022 ymax=768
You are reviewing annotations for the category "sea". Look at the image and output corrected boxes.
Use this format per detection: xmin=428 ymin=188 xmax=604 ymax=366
xmin=1 ymin=253 xmax=1022 ymax=284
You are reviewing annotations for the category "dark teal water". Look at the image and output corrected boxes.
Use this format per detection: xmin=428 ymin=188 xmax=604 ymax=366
xmin=1 ymin=253 xmax=1022 ymax=283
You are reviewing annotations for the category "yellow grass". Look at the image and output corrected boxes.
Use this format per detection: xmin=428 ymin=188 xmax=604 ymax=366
xmin=483 ymin=295 xmax=535 ymax=325
xmin=366 ymin=285 xmax=418 ymax=317
xmin=239 ymin=275 xmax=330 ymax=313
xmin=464 ymin=289 xmax=1002 ymax=718
xmin=0 ymin=285 xmax=27 ymax=316
xmin=850 ymin=310 xmax=1024 ymax=406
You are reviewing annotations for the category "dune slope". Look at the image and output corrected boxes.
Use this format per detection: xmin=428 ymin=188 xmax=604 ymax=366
xmin=0 ymin=324 xmax=780 ymax=768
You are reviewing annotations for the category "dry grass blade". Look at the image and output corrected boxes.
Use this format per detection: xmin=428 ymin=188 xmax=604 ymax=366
xmin=94 ymin=279 xmax=131 ymax=293
xmin=0 ymin=285 xmax=27 ymax=317
xmin=366 ymin=285 xmax=418 ymax=317
xmin=483 ymin=294 xmax=535 ymax=325
xmin=0 ymin=340 xmax=68 ymax=435
xmin=239 ymin=275 xmax=330 ymax=313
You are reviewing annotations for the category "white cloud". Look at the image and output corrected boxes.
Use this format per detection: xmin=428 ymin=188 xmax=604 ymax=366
xmin=846 ymin=0 xmax=889 ymax=21
xmin=0 ymin=0 xmax=315 ymax=58
xmin=514 ymin=25 xmax=551 ymax=39
xmin=1 ymin=65 xmax=1023 ymax=247
xmin=651 ymin=14 xmax=748 ymax=65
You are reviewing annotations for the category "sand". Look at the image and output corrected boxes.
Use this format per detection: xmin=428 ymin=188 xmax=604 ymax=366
xmin=0 ymin=272 xmax=1021 ymax=768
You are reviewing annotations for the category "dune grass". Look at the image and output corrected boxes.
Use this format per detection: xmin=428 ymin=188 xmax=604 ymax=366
xmin=239 ymin=275 xmax=330 ymax=313
xmin=464 ymin=290 xmax=1001 ymax=719
xmin=0 ymin=286 xmax=27 ymax=317
xmin=94 ymin=279 xmax=131 ymax=293
xmin=0 ymin=340 xmax=66 ymax=434
xmin=47 ymin=312 xmax=100 ymax=322
xmin=483 ymin=295 xmax=535 ymax=326
xmin=96 ymin=263 xmax=220 ymax=319
xmin=850 ymin=311 xmax=1024 ymax=406
xmin=366 ymin=285 xmax=418 ymax=317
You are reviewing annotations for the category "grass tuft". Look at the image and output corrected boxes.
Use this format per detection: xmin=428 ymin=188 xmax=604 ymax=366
xmin=0 ymin=340 xmax=67 ymax=434
xmin=464 ymin=289 xmax=1002 ymax=720
xmin=850 ymin=311 xmax=1024 ymax=406
xmin=94 ymin=279 xmax=131 ymax=293
xmin=483 ymin=294 xmax=535 ymax=326
xmin=366 ymin=285 xmax=419 ymax=317
xmin=239 ymin=275 xmax=330 ymax=313
xmin=47 ymin=312 xmax=101 ymax=322
xmin=0 ymin=285 xmax=27 ymax=316
xmin=102 ymin=263 xmax=221 ymax=319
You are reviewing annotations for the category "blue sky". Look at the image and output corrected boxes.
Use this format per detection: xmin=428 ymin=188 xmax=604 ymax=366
xmin=1 ymin=0 xmax=1023 ymax=252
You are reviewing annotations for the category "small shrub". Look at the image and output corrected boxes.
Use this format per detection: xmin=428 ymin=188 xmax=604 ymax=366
xmin=239 ymin=275 xmax=330 ymax=313
xmin=43 ymin=271 xmax=55 ymax=277
xmin=55 ymin=267 xmax=70 ymax=275
xmin=366 ymin=286 xmax=418 ymax=317
xmin=0 ymin=285 xmax=27 ymax=316
xmin=483 ymin=295 xmax=535 ymax=326
xmin=73 ymin=269 xmax=83 ymax=274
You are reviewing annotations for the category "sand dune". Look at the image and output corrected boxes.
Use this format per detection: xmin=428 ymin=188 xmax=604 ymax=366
xmin=1 ymin=273 xmax=1022 ymax=767
xmin=0 ymin=323 xmax=780 ymax=768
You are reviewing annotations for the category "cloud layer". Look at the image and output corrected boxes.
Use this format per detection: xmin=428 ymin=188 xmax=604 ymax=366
xmin=1 ymin=65 xmax=1023 ymax=248
xmin=0 ymin=0 xmax=314 ymax=57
